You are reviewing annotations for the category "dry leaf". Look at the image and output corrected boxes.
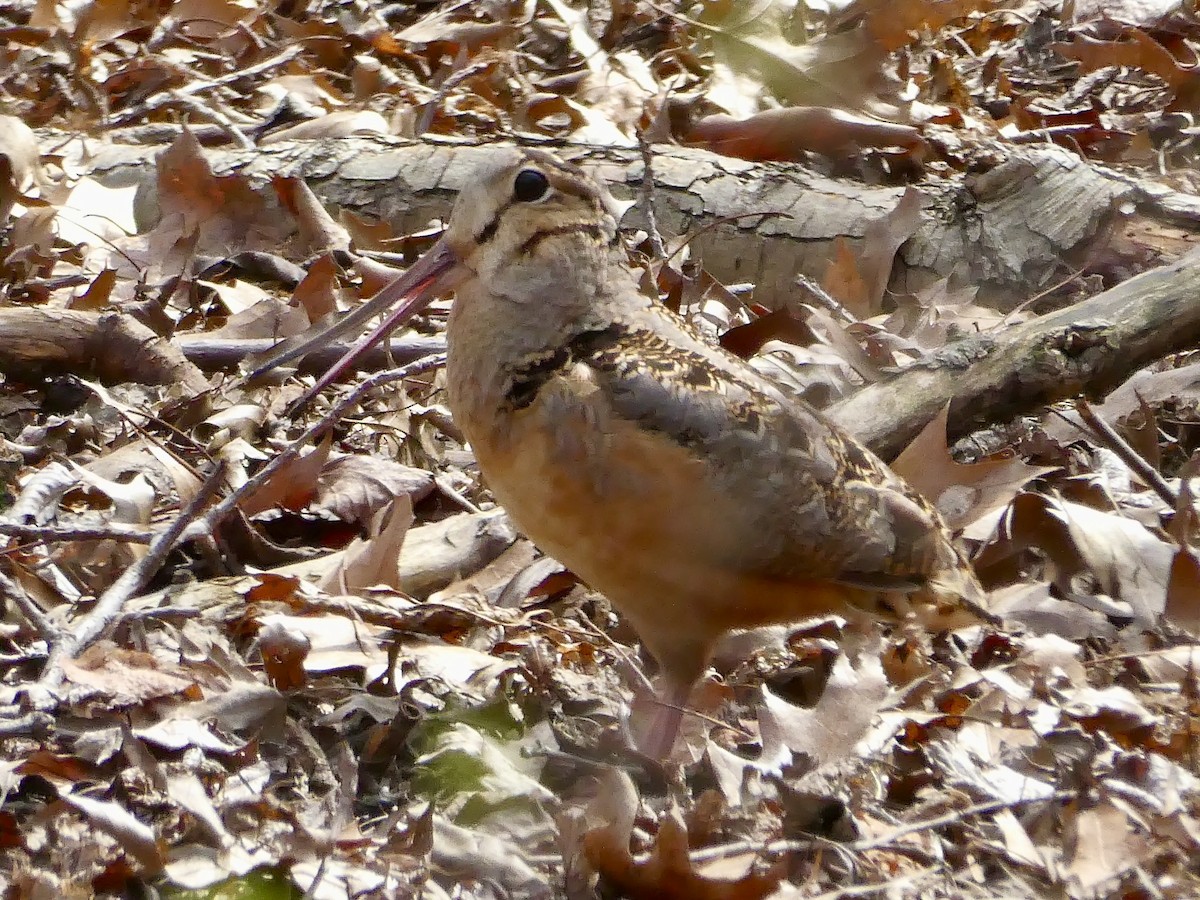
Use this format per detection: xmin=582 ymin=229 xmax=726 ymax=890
xmin=314 ymin=455 xmax=435 ymax=528
xmin=758 ymin=650 xmax=890 ymax=768
xmin=1164 ymin=547 xmax=1200 ymax=633
xmin=240 ymin=433 xmax=332 ymax=516
xmin=687 ymin=108 xmax=928 ymax=162
xmin=316 ymin=494 xmax=414 ymax=594
xmin=1066 ymin=799 xmax=1153 ymax=895
xmin=891 ymin=404 xmax=1055 ymax=530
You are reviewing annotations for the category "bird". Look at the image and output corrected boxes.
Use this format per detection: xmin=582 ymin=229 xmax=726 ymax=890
xmin=253 ymin=148 xmax=996 ymax=758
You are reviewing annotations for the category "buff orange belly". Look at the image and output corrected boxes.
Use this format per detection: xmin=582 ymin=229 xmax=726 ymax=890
xmin=468 ymin=405 xmax=862 ymax=677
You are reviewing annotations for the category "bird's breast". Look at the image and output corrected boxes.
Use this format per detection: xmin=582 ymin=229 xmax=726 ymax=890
xmin=448 ymin=371 xmax=867 ymax=666
xmin=463 ymin=376 xmax=729 ymax=594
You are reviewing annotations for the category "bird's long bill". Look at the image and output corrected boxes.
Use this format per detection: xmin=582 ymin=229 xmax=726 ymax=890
xmin=248 ymin=238 xmax=462 ymax=409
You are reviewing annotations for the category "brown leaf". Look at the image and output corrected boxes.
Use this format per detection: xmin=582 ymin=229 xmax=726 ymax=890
xmin=17 ymin=750 xmax=96 ymax=784
xmin=854 ymin=0 xmax=997 ymax=52
xmin=687 ymin=108 xmax=929 ymax=163
xmin=821 ymin=238 xmax=872 ymax=319
xmin=258 ymin=619 xmax=311 ymax=690
xmin=71 ymin=269 xmax=117 ymax=311
xmin=260 ymin=109 xmax=389 ymax=143
xmin=976 ymin=492 xmax=1173 ymax=624
xmin=62 ymin=792 xmax=163 ymax=873
xmin=206 ymin=295 xmax=310 ymax=341
xmin=858 ymin=187 xmax=923 ymax=315
xmin=1052 ymin=30 xmax=1194 ymax=91
xmin=1066 ymin=799 xmax=1153 ymax=894
xmin=317 ymin=494 xmax=414 ymax=594
xmin=1164 ymin=547 xmax=1200 ymax=633
xmin=0 ymin=114 xmax=41 ymax=196
xmin=314 ymin=455 xmax=435 ymax=529
xmin=394 ymin=8 xmax=513 ymax=49
xmin=339 ymin=210 xmax=398 ymax=252
xmin=891 ymin=405 xmax=1055 ymax=530
xmin=582 ymin=772 xmax=783 ymax=900
xmin=804 ymin=306 xmax=883 ymax=382
xmin=1072 ymin=0 xmax=1181 ymax=23
xmin=60 ymin=644 xmax=200 ymax=707
xmin=155 ymin=129 xmax=276 ymax=254
xmin=757 ymin=650 xmax=889 ymax=768
xmin=273 ymin=177 xmax=351 ymax=256
xmin=718 ymin=309 xmax=816 ymax=359
xmin=291 ymin=253 xmax=341 ymax=323
xmin=240 ymin=433 xmax=331 ymax=515
xmin=986 ymin=580 xmax=1117 ymax=638
xmin=162 ymin=0 xmax=261 ymax=41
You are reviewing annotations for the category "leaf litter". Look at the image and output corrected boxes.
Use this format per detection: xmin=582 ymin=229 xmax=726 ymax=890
xmin=2 ymin=0 xmax=1200 ymax=897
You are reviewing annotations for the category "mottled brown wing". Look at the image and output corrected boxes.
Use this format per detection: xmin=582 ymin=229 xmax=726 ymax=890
xmin=570 ymin=322 xmax=950 ymax=591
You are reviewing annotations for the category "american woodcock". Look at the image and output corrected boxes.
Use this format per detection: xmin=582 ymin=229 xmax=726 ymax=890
xmin=256 ymin=148 xmax=996 ymax=757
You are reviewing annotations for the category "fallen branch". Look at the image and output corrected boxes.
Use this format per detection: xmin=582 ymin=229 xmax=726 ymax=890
xmin=74 ymin=137 xmax=1162 ymax=308
xmin=0 ymin=522 xmax=156 ymax=545
xmin=830 ymin=250 xmax=1200 ymax=459
xmin=0 ymin=308 xmax=208 ymax=393
xmin=176 ymin=333 xmax=445 ymax=372
xmin=0 ymin=307 xmax=447 ymax=381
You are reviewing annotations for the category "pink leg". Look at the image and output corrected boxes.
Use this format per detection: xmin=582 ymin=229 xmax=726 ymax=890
xmin=635 ymin=680 xmax=691 ymax=759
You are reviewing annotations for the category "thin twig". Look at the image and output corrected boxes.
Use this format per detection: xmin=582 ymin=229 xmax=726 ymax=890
xmin=434 ymin=475 xmax=482 ymax=514
xmin=637 ymin=133 xmax=667 ymax=262
xmin=106 ymin=45 xmax=303 ymax=128
xmin=202 ymin=45 xmax=305 ymax=92
xmin=117 ymin=606 xmax=202 ymax=625
xmin=0 ymin=522 xmax=156 ymax=545
xmin=0 ymin=570 xmax=58 ymax=640
xmin=168 ymin=93 xmax=254 ymax=149
xmin=31 ymin=460 xmax=230 ymax=697
xmin=187 ymin=353 xmax=447 ymax=544
xmin=415 ymin=54 xmax=497 ymax=137
xmin=690 ymin=790 xmax=1072 ymax=864
xmin=572 ymin=613 xmax=656 ymax=695
xmin=73 ymin=378 xmax=212 ymax=478
xmin=845 ymin=790 xmax=1073 ymax=854
xmin=795 ymin=272 xmax=859 ymax=324
xmin=1074 ymin=398 xmax=1178 ymax=508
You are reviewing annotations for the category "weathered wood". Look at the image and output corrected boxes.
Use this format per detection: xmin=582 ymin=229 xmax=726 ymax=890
xmin=72 ymin=135 xmax=1154 ymax=310
xmin=175 ymin=333 xmax=446 ymax=373
xmin=30 ymin=135 xmax=1200 ymax=456
xmin=0 ymin=308 xmax=208 ymax=393
xmin=830 ymin=250 xmax=1200 ymax=459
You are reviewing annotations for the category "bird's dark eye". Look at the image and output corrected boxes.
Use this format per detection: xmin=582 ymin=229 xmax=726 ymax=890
xmin=513 ymin=169 xmax=550 ymax=203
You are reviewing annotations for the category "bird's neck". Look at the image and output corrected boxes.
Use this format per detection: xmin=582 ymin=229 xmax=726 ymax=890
xmin=444 ymin=253 xmax=638 ymax=434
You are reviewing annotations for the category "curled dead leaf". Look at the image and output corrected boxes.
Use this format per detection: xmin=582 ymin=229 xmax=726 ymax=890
xmin=688 ymin=108 xmax=929 ymax=163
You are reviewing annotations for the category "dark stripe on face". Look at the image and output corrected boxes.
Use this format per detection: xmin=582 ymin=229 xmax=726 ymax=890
xmin=477 ymin=156 xmax=606 ymax=249
xmin=475 ymin=198 xmax=514 ymax=246
xmin=519 ymin=222 xmax=606 ymax=256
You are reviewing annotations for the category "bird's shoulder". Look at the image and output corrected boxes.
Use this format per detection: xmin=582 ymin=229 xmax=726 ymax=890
xmin=503 ymin=311 xmax=875 ymax=484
